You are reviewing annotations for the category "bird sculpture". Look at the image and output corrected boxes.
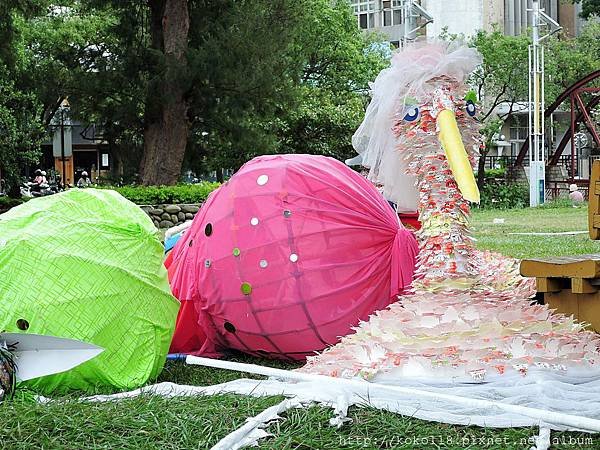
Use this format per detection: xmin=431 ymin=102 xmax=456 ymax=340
xmin=301 ymin=41 xmax=600 ymax=382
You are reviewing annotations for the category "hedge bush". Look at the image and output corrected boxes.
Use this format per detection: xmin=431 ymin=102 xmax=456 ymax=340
xmin=482 ymin=168 xmax=507 ymax=179
xmin=0 ymin=196 xmax=24 ymax=213
xmin=479 ymin=181 xmax=529 ymax=209
xmin=113 ymin=183 xmax=220 ymax=205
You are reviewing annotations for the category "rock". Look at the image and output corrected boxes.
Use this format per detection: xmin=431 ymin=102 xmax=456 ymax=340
xmin=150 ymin=208 xmax=163 ymax=215
xmin=153 ymin=220 xmax=160 ymax=228
xmin=171 ymin=214 xmax=179 ymax=223
xmin=140 ymin=206 xmax=153 ymax=213
xmin=177 ymin=212 xmax=186 ymax=221
xmin=185 ymin=213 xmax=194 ymax=220
xmin=165 ymin=205 xmax=181 ymax=214
xmin=181 ymin=205 xmax=199 ymax=214
xmin=159 ymin=220 xmax=174 ymax=229
xmin=161 ymin=213 xmax=172 ymax=221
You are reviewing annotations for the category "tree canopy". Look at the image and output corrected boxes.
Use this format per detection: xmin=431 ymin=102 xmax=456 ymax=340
xmin=465 ymin=23 xmax=600 ymax=186
xmin=1 ymin=1 xmax=599 ymax=193
xmin=0 ymin=1 xmax=49 ymax=195
xmin=573 ymin=0 xmax=600 ymax=19
xmin=2 ymin=0 xmax=386 ymax=186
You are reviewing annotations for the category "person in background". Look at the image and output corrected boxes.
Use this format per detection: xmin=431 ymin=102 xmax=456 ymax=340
xmin=33 ymin=169 xmax=46 ymax=185
xmin=31 ymin=169 xmax=47 ymax=192
xmin=77 ymin=171 xmax=92 ymax=188
xmin=569 ymin=183 xmax=584 ymax=207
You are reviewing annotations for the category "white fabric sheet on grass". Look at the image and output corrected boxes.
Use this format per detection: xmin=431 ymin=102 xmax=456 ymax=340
xmin=56 ymin=369 xmax=600 ymax=449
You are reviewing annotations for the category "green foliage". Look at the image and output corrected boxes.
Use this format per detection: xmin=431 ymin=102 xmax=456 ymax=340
xmin=0 ymin=196 xmax=25 ymax=213
xmin=21 ymin=2 xmax=145 ymax=177
xmin=476 ymin=118 xmax=503 ymax=186
xmin=0 ymin=1 xmax=52 ymax=196
xmin=28 ymin=0 xmax=386 ymax=178
xmin=483 ymin=168 xmax=507 ymax=179
xmin=277 ymin=1 xmax=388 ymax=163
xmin=469 ymin=28 xmax=530 ymax=121
xmin=112 ymin=182 xmax=220 ymax=205
xmin=469 ymin=23 xmax=600 ymax=193
xmin=184 ymin=0 xmax=388 ymax=171
xmin=479 ymin=181 xmax=529 ymax=210
xmin=544 ymin=23 xmax=600 ymax=104
xmin=184 ymin=0 xmax=309 ymax=172
xmin=470 ymin=23 xmax=600 ymax=117
xmin=0 ymin=64 xmax=44 ymax=196
xmin=572 ymin=0 xmax=600 ymax=19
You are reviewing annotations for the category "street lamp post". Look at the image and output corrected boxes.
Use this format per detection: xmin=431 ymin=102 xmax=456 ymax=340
xmin=400 ymin=1 xmax=433 ymax=48
xmin=52 ymin=100 xmax=72 ymax=187
xmin=60 ymin=107 xmax=66 ymax=187
xmin=527 ymin=0 xmax=561 ymax=207
xmin=528 ymin=0 xmax=544 ymax=207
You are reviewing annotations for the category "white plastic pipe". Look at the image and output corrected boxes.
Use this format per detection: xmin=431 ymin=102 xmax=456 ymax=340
xmin=187 ymin=355 xmax=600 ymax=433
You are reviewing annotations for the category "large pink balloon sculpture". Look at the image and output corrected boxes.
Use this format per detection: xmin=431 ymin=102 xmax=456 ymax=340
xmin=167 ymin=154 xmax=418 ymax=360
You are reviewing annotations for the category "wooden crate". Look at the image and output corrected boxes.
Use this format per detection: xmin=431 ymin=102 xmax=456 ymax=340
xmin=520 ymin=255 xmax=600 ymax=331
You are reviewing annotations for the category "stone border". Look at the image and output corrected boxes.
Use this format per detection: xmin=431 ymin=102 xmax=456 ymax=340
xmin=139 ymin=203 xmax=201 ymax=229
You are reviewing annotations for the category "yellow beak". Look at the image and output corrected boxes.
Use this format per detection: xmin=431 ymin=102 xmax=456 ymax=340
xmin=437 ymin=109 xmax=480 ymax=203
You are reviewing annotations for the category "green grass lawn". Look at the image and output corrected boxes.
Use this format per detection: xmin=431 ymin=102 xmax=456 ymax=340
xmin=2 ymin=205 xmax=600 ymax=449
xmin=471 ymin=203 xmax=600 ymax=259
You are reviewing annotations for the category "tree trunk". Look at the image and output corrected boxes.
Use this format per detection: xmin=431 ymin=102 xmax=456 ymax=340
xmin=477 ymin=147 xmax=487 ymax=189
xmin=139 ymin=0 xmax=190 ymax=186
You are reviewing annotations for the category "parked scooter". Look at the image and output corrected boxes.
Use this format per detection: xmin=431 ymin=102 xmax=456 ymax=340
xmin=20 ymin=181 xmax=62 ymax=198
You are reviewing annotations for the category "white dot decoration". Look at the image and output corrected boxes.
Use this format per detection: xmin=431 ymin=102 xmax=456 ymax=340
xmin=283 ymin=210 xmax=292 ymax=218
xmin=259 ymin=259 xmax=268 ymax=268
xmin=289 ymin=253 xmax=298 ymax=263
xmin=250 ymin=217 xmax=259 ymax=226
xmin=204 ymin=259 xmax=212 ymax=268
xmin=257 ymin=174 xmax=269 ymax=186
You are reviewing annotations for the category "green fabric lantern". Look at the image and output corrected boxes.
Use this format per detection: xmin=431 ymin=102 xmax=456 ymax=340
xmin=0 ymin=189 xmax=179 ymax=393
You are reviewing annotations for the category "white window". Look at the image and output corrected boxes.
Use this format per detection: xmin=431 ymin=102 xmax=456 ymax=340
xmin=382 ymin=0 xmax=404 ymax=27
xmin=509 ymin=116 xmax=528 ymax=141
xmin=351 ymin=0 xmax=376 ymax=29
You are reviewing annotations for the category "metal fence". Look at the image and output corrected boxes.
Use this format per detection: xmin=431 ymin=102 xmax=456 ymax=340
xmin=481 ymin=155 xmax=591 ymax=202
xmin=485 ymin=155 xmax=576 ymax=170
xmin=545 ymin=181 xmax=589 ymax=201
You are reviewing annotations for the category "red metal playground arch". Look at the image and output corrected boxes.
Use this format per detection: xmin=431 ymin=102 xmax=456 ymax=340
xmin=514 ymin=70 xmax=600 ymax=179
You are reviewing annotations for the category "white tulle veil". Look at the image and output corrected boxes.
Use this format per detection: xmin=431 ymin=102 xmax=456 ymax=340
xmin=352 ymin=40 xmax=482 ymax=212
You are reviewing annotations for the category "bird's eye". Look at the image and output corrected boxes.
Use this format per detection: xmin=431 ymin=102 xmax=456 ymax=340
xmin=466 ymin=101 xmax=476 ymax=117
xmin=403 ymin=106 xmax=420 ymax=122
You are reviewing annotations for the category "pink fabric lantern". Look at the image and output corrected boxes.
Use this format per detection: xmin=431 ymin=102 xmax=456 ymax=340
xmin=167 ymin=154 xmax=418 ymax=360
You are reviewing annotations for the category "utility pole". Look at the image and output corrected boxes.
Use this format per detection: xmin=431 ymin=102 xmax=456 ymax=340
xmin=52 ymin=99 xmax=72 ymax=187
xmin=402 ymin=0 xmax=415 ymax=47
xmin=400 ymin=1 xmax=432 ymax=48
xmin=60 ymin=107 xmax=66 ymax=187
xmin=528 ymin=0 xmax=544 ymax=207
xmin=527 ymin=0 xmax=561 ymax=207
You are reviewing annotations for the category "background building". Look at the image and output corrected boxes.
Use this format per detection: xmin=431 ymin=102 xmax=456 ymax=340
xmin=41 ymin=119 xmax=111 ymax=187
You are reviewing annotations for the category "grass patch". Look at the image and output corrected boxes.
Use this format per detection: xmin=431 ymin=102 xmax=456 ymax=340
xmin=0 ymin=389 xmax=282 ymax=449
xmin=470 ymin=204 xmax=600 ymax=258
xmin=2 ymin=206 xmax=600 ymax=449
